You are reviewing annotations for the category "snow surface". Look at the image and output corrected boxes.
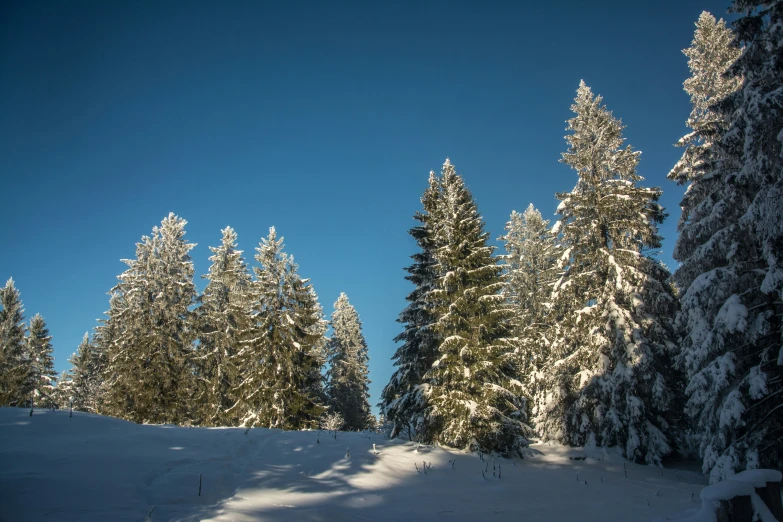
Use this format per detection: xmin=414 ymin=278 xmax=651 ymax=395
xmin=0 ymin=408 xmax=711 ymax=522
xmin=730 ymin=469 xmax=783 ymax=488
xmin=699 ymin=479 xmax=754 ymax=501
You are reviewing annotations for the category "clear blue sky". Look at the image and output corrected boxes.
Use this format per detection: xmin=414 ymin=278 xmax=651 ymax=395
xmin=1 ymin=0 xmax=733 ymax=411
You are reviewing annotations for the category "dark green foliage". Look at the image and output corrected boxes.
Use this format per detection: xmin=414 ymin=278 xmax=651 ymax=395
xmin=326 ymin=293 xmax=372 ymax=431
xmin=0 ymin=279 xmax=28 ymax=406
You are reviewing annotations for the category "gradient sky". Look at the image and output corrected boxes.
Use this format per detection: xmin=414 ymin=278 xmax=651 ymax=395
xmin=1 ymin=0 xmax=735 ymax=412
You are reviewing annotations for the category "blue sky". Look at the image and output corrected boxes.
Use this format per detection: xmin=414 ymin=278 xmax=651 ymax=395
xmin=1 ymin=0 xmax=734 ymax=411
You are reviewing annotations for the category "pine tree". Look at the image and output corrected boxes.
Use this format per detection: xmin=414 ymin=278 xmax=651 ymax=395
xmin=194 ymin=227 xmax=252 ymax=426
xmin=673 ymin=1 xmax=783 ymax=482
xmin=53 ymin=370 xmax=74 ymax=409
xmin=326 ymin=293 xmax=372 ymax=431
xmin=499 ymin=204 xmax=561 ymax=416
xmin=230 ymin=228 xmax=326 ymax=430
xmin=25 ymin=314 xmax=56 ymax=408
xmin=421 ymin=160 xmax=531 ymax=456
xmin=102 ymin=213 xmax=197 ymax=424
xmin=380 ymin=172 xmax=441 ymax=439
xmin=539 ymin=82 xmax=680 ymax=465
xmin=669 ymin=12 xmax=742 ymax=287
xmin=68 ymin=333 xmax=105 ymax=413
xmin=0 ymin=278 xmax=28 ymax=406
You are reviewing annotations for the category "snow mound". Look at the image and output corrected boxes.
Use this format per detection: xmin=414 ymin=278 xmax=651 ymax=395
xmin=730 ymin=469 xmax=783 ymax=488
xmin=700 ymin=479 xmax=754 ymax=501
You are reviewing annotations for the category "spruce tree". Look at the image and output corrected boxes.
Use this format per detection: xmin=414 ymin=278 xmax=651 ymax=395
xmin=53 ymin=370 xmax=74 ymax=409
xmin=673 ymin=1 xmax=783 ymax=482
xmin=102 ymin=213 xmax=197 ymax=424
xmin=230 ymin=228 xmax=326 ymax=430
xmin=422 ymin=160 xmax=531 ymax=456
xmin=326 ymin=293 xmax=372 ymax=431
xmin=195 ymin=227 xmax=252 ymax=426
xmin=380 ymin=172 xmax=441 ymax=439
xmin=540 ymin=83 xmax=680 ymax=465
xmin=68 ymin=333 xmax=105 ymax=413
xmin=0 ymin=278 xmax=28 ymax=406
xmin=499 ymin=204 xmax=561 ymax=417
xmin=26 ymin=314 xmax=56 ymax=408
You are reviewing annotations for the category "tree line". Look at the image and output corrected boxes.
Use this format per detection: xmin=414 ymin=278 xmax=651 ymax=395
xmin=0 ymin=224 xmax=373 ymax=432
xmin=380 ymin=5 xmax=782 ymax=484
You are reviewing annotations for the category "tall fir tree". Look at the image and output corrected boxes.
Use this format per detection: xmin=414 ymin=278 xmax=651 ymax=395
xmin=230 ymin=228 xmax=326 ymax=430
xmin=0 ymin=278 xmax=28 ymax=406
xmin=326 ymin=293 xmax=372 ymax=431
xmin=380 ymin=171 xmax=442 ymax=439
xmin=195 ymin=227 xmax=253 ymax=426
xmin=499 ymin=204 xmax=561 ymax=417
xmin=420 ymin=160 xmax=531 ymax=456
xmin=25 ymin=314 xmax=56 ymax=408
xmin=102 ymin=213 xmax=197 ymax=424
xmin=68 ymin=333 xmax=105 ymax=413
xmin=673 ymin=1 xmax=783 ymax=482
xmin=53 ymin=370 xmax=74 ymax=410
xmin=539 ymin=82 xmax=680 ymax=465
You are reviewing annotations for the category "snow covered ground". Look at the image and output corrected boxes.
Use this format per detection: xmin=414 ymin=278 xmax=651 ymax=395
xmin=0 ymin=407 xmax=710 ymax=521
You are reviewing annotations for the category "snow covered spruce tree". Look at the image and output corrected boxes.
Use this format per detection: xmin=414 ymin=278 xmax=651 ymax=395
xmin=499 ymin=204 xmax=561 ymax=416
xmin=53 ymin=371 xmax=74 ymax=410
xmin=672 ymin=1 xmax=783 ymax=482
xmin=0 ymin=278 xmax=28 ymax=406
xmin=68 ymin=333 xmax=106 ymax=413
xmin=380 ymin=172 xmax=442 ymax=439
xmin=25 ymin=314 xmax=57 ymax=408
xmin=325 ymin=293 xmax=372 ymax=431
xmin=102 ymin=213 xmax=198 ymax=424
xmin=538 ymin=82 xmax=680 ymax=465
xmin=668 ymin=10 xmax=742 ymax=463
xmin=194 ymin=227 xmax=253 ymax=427
xmin=420 ymin=159 xmax=531 ymax=456
xmin=230 ymin=227 xmax=327 ymax=430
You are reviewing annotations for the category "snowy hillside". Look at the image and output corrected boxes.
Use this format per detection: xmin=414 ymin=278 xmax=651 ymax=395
xmin=0 ymin=408 xmax=711 ymax=522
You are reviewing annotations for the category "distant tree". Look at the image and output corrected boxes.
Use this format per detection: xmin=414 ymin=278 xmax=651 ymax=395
xmin=499 ymin=204 xmax=561 ymax=416
xmin=194 ymin=227 xmax=253 ymax=427
xmin=421 ymin=160 xmax=531 ymax=457
xmin=102 ymin=213 xmax=198 ymax=424
xmin=53 ymin=370 xmax=74 ymax=410
xmin=25 ymin=314 xmax=57 ymax=408
xmin=538 ymin=82 xmax=680 ymax=465
xmin=230 ymin=228 xmax=327 ymax=430
xmin=326 ymin=293 xmax=372 ymax=431
xmin=673 ymin=2 xmax=783 ymax=482
xmin=0 ymin=278 xmax=28 ymax=406
xmin=380 ymin=171 xmax=441 ymax=439
xmin=68 ymin=333 xmax=105 ymax=413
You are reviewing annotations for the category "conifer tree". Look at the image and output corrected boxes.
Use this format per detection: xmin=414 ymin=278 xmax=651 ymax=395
xmin=26 ymin=314 xmax=56 ymax=408
xmin=68 ymin=333 xmax=106 ymax=413
xmin=53 ymin=370 xmax=74 ymax=409
xmin=673 ymin=1 xmax=783 ymax=481
xmin=326 ymin=293 xmax=372 ymax=431
xmin=380 ymin=172 xmax=441 ymax=439
xmin=499 ymin=204 xmax=561 ymax=416
xmin=102 ymin=213 xmax=197 ymax=424
xmin=0 ymin=278 xmax=28 ymax=406
xmin=540 ymin=83 xmax=680 ymax=465
xmin=230 ymin=228 xmax=326 ymax=430
xmin=195 ymin=227 xmax=252 ymax=426
xmin=421 ymin=160 xmax=531 ymax=456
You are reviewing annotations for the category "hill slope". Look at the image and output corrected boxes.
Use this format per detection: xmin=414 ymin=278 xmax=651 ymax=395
xmin=0 ymin=408 xmax=707 ymax=521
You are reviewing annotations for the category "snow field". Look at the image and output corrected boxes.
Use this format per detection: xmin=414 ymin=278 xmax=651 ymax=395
xmin=0 ymin=408 xmax=715 ymax=521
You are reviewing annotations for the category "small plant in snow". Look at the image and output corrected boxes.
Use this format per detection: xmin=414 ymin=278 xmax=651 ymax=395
xmin=320 ymin=411 xmax=344 ymax=432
